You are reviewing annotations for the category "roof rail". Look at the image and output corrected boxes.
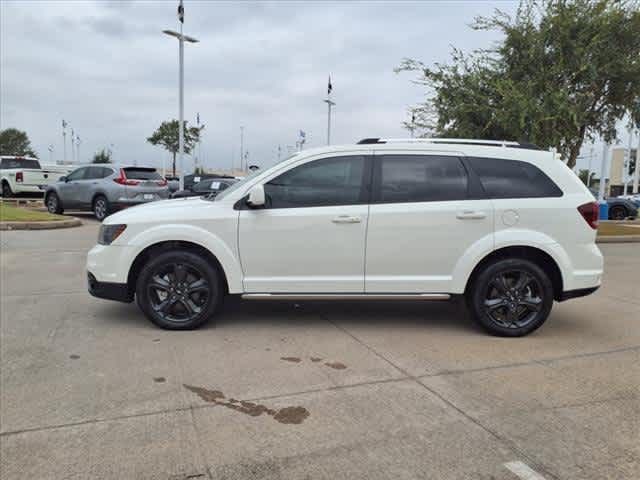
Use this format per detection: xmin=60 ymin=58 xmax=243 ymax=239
xmin=356 ymin=138 xmax=541 ymax=150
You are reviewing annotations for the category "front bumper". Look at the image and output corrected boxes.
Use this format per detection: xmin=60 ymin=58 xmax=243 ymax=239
xmin=87 ymin=272 xmax=133 ymax=303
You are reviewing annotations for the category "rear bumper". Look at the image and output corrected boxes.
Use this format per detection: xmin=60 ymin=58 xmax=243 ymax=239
xmin=87 ymin=272 xmax=133 ymax=303
xmin=558 ymin=286 xmax=599 ymax=302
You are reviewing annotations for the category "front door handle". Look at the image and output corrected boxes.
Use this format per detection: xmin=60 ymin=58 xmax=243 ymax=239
xmin=456 ymin=211 xmax=486 ymax=220
xmin=332 ymin=215 xmax=362 ymax=224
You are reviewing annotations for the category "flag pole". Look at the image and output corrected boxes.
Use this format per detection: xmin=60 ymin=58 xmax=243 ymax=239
xmin=61 ymin=120 xmax=66 ymax=165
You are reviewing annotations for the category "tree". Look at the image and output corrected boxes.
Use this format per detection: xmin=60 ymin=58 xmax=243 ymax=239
xmin=92 ymin=148 xmax=112 ymax=164
xmin=578 ymin=169 xmax=597 ymax=188
xmin=0 ymin=128 xmax=37 ymax=157
xmin=146 ymin=120 xmax=202 ymax=176
xmin=396 ymin=0 xmax=640 ymax=169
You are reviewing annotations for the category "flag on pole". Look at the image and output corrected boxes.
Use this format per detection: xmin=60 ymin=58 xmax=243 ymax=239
xmin=299 ymin=130 xmax=306 ymax=139
xmin=196 ymin=112 xmax=200 ymax=125
xmin=178 ymin=0 xmax=184 ymax=23
xmin=327 ymin=75 xmax=332 ymax=95
xmin=62 ymin=119 xmax=67 ymax=129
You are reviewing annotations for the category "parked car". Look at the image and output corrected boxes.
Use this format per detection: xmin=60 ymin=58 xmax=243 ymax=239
xmin=0 ymin=156 xmax=67 ymax=197
xmin=588 ymin=188 xmax=638 ymax=220
xmin=87 ymin=138 xmax=603 ymax=337
xmin=617 ymin=193 xmax=640 ymax=208
xmin=45 ymin=165 xmax=169 ymax=220
xmin=164 ymin=175 xmax=180 ymax=193
xmin=171 ymin=178 xmax=237 ymax=199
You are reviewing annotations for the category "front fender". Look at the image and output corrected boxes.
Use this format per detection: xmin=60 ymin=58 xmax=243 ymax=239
xmin=124 ymin=223 xmax=243 ymax=293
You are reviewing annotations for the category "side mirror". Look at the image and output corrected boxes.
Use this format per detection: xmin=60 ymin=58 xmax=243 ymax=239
xmin=247 ymin=184 xmax=265 ymax=207
xmin=59 ymin=176 xmax=67 ymax=182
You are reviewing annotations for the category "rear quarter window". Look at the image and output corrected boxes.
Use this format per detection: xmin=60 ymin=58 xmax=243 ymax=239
xmin=467 ymin=157 xmax=563 ymax=199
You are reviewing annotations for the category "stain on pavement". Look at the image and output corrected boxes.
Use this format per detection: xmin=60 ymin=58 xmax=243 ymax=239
xmin=280 ymin=356 xmax=302 ymax=363
xmin=153 ymin=377 xmax=166 ymax=383
xmin=310 ymin=357 xmax=323 ymax=362
xmin=183 ymin=384 xmax=310 ymax=424
xmin=69 ymin=354 xmax=80 ymax=360
xmin=324 ymin=361 xmax=347 ymax=370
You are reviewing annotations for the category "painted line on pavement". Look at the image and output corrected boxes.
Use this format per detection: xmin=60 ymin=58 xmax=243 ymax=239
xmin=504 ymin=461 xmax=548 ymax=480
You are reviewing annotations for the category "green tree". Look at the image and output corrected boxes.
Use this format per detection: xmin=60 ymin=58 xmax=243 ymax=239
xmin=146 ymin=120 xmax=202 ymax=176
xmin=0 ymin=128 xmax=37 ymax=157
xmin=578 ymin=169 xmax=597 ymax=188
xmin=92 ymin=148 xmax=112 ymax=164
xmin=396 ymin=0 xmax=640 ymax=168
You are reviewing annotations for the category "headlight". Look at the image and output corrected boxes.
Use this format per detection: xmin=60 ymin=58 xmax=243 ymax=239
xmin=98 ymin=224 xmax=127 ymax=245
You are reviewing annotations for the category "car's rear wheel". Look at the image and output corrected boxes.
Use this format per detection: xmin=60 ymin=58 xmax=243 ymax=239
xmin=468 ymin=258 xmax=553 ymax=337
xmin=93 ymin=195 xmax=109 ymax=221
xmin=1 ymin=181 xmax=13 ymax=198
xmin=46 ymin=192 xmax=64 ymax=214
xmin=136 ymin=250 xmax=222 ymax=330
xmin=609 ymin=205 xmax=627 ymax=220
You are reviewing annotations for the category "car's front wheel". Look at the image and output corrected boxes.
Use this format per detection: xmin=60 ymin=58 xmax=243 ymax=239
xmin=136 ymin=250 xmax=222 ymax=329
xmin=468 ymin=258 xmax=554 ymax=337
xmin=46 ymin=192 xmax=64 ymax=214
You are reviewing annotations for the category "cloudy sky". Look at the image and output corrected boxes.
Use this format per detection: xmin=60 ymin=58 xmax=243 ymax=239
xmin=3 ymin=0 xmax=631 ymax=175
xmin=1 ymin=0 xmax=525 ymax=171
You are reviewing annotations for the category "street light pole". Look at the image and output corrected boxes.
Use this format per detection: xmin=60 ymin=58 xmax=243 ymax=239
xmin=633 ymin=129 xmax=640 ymax=194
xmin=598 ymin=141 xmax=609 ymax=202
xmin=324 ymin=97 xmax=335 ymax=145
xmin=240 ymin=126 xmax=244 ymax=172
xmin=163 ymin=2 xmax=198 ymax=191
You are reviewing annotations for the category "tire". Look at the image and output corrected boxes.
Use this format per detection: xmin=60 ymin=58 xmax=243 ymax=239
xmin=93 ymin=195 xmax=110 ymax=221
xmin=609 ymin=205 xmax=627 ymax=221
xmin=46 ymin=192 xmax=64 ymax=214
xmin=467 ymin=258 xmax=554 ymax=337
xmin=1 ymin=181 xmax=13 ymax=198
xmin=135 ymin=250 xmax=222 ymax=330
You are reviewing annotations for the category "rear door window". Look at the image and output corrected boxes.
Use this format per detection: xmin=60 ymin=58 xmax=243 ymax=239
xmin=467 ymin=157 xmax=563 ymax=198
xmin=66 ymin=167 xmax=88 ymax=181
xmin=374 ymin=155 xmax=468 ymax=203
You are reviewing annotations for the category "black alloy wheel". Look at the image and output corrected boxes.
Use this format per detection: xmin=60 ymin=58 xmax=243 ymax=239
xmin=136 ymin=251 xmax=221 ymax=329
xmin=469 ymin=258 xmax=553 ymax=337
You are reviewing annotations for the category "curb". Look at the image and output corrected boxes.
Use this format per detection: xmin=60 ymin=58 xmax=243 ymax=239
xmin=596 ymin=235 xmax=640 ymax=244
xmin=0 ymin=217 xmax=82 ymax=231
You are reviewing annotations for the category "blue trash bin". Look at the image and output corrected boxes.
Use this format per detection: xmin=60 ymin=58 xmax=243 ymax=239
xmin=598 ymin=201 xmax=609 ymax=220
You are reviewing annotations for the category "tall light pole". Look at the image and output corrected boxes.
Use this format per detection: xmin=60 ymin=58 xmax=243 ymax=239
xmin=240 ymin=126 xmax=245 ymax=172
xmin=633 ymin=129 xmax=640 ymax=194
xmin=76 ymin=136 xmax=81 ymax=163
xmin=163 ymin=0 xmax=199 ymax=191
xmin=324 ymin=75 xmax=335 ymax=145
xmin=598 ymin=141 xmax=609 ymax=202
xmin=62 ymin=120 xmax=67 ymax=164
xmin=48 ymin=145 xmax=54 ymax=164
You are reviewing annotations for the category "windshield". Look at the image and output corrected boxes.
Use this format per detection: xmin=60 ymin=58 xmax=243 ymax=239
xmin=212 ymin=153 xmax=300 ymax=201
xmin=213 ymin=171 xmax=260 ymax=201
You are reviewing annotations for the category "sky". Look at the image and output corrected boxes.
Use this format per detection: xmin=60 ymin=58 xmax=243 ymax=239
xmin=0 ymin=0 xmax=635 ymax=175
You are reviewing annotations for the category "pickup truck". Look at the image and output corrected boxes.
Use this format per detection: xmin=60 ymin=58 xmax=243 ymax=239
xmin=0 ymin=156 xmax=68 ymax=197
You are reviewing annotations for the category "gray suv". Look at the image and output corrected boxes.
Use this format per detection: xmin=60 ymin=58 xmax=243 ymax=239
xmin=44 ymin=165 xmax=169 ymax=220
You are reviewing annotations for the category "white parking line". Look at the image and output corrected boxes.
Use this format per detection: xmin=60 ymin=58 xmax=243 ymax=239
xmin=504 ymin=461 xmax=548 ymax=480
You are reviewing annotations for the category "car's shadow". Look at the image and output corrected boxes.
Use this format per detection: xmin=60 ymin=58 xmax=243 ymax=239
xmin=94 ymin=297 xmax=476 ymax=333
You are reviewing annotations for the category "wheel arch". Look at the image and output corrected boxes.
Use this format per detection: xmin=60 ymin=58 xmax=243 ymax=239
xmin=464 ymin=245 xmax=564 ymax=301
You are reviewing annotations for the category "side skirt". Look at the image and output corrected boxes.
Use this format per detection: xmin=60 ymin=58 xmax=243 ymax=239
xmin=241 ymin=293 xmax=451 ymax=301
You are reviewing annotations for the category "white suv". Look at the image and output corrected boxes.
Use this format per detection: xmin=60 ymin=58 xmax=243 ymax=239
xmin=87 ymin=138 xmax=603 ymax=336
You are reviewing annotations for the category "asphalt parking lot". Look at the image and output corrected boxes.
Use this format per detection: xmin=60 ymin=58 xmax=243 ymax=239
xmin=0 ymin=219 xmax=638 ymax=480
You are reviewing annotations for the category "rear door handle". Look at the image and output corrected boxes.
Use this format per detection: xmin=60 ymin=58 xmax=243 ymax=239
xmin=456 ymin=211 xmax=486 ymax=220
xmin=332 ymin=215 xmax=362 ymax=224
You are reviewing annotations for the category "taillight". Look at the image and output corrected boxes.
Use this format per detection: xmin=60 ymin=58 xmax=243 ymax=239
xmin=157 ymin=178 xmax=168 ymax=187
xmin=113 ymin=169 xmax=140 ymax=186
xmin=578 ymin=202 xmax=599 ymax=230
xmin=16 ymin=171 xmax=23 ymax=182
